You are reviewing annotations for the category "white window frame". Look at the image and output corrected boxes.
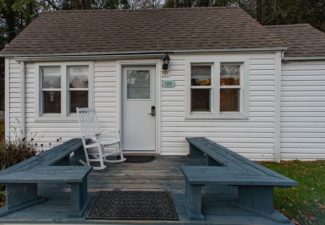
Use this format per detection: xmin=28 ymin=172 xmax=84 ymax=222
xmin=190 ymin=63 xmax=214 ymax=114
xmin=186 ymin=56 xmax=249 ymax=120
xmin=35 ymin=62 xmax=94 ymax=122
xmin=67 ymin=65 xmax=91 ymax=113
xmin=40 ymin=66 xmax=62 ymax=115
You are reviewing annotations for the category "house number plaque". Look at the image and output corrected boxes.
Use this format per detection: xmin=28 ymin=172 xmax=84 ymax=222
xmin=162 ymin=80 xmax=176 ymax=88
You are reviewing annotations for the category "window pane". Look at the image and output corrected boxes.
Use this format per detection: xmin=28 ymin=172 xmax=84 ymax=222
xmin=43 ymin=91 xmax=61 ymax=113
xmin=127 ymin=70 xmax=150 ymax=99
xmin=70 ymin=91 xmax=88 ymax=113
xmin=220 ymin=89 xmax=239 ymax=112
xmin=191 ymin=65 xmax=211 ymax=86
xmin=191 ymin=89 xmax=210 ymax=112
xmin=68 ymin=66 xmax=89 ymax=88
xmin=41 ymin=67 xmax=61 ymax=88
xmin=220 ymin=64 xmax=240 ymax=86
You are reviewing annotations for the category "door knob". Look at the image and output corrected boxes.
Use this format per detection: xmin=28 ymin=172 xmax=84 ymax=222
xmin=149 ymin=106 xmax=156 ymax=116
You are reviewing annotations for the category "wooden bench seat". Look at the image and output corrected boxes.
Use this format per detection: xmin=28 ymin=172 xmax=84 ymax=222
xmin=0 ymin=166 xmax=90 ymax=183
xmin=0 ymin=139 xmax=92 ymax=218
xmin=181 ymin=137 xmax=297 ymax=222
xmin=181 ymin=166 xmax=296 ymax=186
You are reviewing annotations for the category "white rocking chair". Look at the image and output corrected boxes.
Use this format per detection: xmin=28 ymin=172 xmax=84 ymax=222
xmin=76 ymin=107 xmax=126 ymax=170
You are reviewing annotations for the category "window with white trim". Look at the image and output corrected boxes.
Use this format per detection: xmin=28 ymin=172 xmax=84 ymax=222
xmin=37 ymin=63 xmax=91 ymax=118
xmin=68 ymin=66 xmax=89 ymax=113
xmin=190 ymin=64 xmax=212 ymax=112
xmin=220 ymin=63 xmax=241 ymax=112
xmin=189 ymin=61 xmax=246 ymax=118
xmin=41 ymin=66 xmax=61 ymax=113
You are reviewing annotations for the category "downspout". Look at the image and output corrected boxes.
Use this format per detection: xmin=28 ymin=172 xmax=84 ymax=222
xmin=20 ymin=61 xmax=26 ymax=138
xmin=274 ymin=51 xmax=282 ymax=162
xmin=5 ymin=58 xmax=10 ymax=141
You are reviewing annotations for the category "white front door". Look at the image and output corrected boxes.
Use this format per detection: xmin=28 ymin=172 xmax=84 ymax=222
xmin=122 ymin=66 xmax=156 ymax=151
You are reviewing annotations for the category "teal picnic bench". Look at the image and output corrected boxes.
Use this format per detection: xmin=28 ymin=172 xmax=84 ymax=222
xmin=0 ymin=138 xmax=92 ymax=218
xmin=181 ymin=137 xmax=298 ymax=222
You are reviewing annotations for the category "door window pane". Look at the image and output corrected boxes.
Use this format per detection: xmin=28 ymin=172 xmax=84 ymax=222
xmin=127 ymin=70 xmax=150 ymax=99
xmin=70 ymin=91 xmax=88 ymax=113
xmin=68 ymin=66 xmax=89 ymax=88
xmin=41 ymin=67 xmax=61 ymax=88
xmin=220 ymin=64 xmax=240 ymax=86
xmin=220 ymin=89 xmax=239 ymax=112
xmin=191 ymin=89 xmax=210 ymax=112
xmin=43 ymin=91 xmax=61 ymax=113
xmin=191 ymin=65 xmax=211 ymax=86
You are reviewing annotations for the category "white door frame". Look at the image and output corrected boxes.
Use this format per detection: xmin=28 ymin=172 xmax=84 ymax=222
xmin=117 ymin=60 xmax=162 ymax=154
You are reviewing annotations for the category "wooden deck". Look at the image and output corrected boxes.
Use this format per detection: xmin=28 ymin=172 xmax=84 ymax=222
xmin=0 ymin=156 xmax=290 ymax=225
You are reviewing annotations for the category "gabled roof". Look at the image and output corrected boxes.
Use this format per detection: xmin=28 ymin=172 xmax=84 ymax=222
xmin=266 ymin=24 xmax=325 ymax=58
xmin=1 ymin=7 xmax=285 ymax=56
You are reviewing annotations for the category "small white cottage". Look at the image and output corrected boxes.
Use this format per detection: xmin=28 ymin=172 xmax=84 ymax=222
xmin=1 ymin=7 xmax=325 ymax=161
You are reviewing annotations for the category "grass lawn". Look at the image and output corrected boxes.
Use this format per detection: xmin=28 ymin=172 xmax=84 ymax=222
xmin=262 ymin=161 xmax=325 ymax=225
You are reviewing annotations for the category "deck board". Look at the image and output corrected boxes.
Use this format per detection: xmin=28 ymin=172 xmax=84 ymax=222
xmin=0 ymin=156 xmax=290 ymax=225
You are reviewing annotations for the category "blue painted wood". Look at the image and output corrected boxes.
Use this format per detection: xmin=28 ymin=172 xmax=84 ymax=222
xmin=0 ymin=138 xmax=92 ymax=218
xmin=69 ymin=177 xmax=89 ymax=217
xmin=180 ymin=166 xmax=296 ymax=186
xmin=0 ymin=156 xmax=295 ymax=225
xmin=234 ymin=186 xmax=290 ymax=223
xmin=182 ymin=137 xmax=298 ymax=222
xmin=207 ymin=156 xmax=223 ymax=166
xmin=188 ymin=143 xmax=205 ymax=158
xmin=184 ymin=182 xmax=205 ymax=220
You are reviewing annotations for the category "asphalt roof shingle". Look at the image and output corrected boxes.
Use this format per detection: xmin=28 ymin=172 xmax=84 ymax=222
xmin=266 ymin=24 xmax=325 ymax=58
xmin=1 ymin=7 xmax=285 ymax=56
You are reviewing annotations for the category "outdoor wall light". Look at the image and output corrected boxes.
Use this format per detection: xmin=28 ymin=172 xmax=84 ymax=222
xmin=162 ymin=53 xmax=170 ymax=71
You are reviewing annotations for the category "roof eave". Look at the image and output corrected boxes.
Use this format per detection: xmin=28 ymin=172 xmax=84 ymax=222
xmin=1 ymin=47 xmax=287 ymax=61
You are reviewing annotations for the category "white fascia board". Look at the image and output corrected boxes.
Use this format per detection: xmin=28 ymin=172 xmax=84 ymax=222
xmin=3 ymin=47 xmax=288 ymax=61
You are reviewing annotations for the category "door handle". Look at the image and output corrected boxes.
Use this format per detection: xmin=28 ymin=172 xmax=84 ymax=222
xmin=149 ymin=106 xmax=156 ymax=116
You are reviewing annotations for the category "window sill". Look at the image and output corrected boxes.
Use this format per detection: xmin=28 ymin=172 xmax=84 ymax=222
xmin=34 ymin=114 xmax=78 ymax=123
xmin=186 ymin=112 xmax=249 ymax=120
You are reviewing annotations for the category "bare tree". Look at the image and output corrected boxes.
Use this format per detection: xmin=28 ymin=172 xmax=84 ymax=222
xmin=256 ymin=0 xmax=262 ymax=22
xmin=127 ymin=0 xmax=162 ymax=9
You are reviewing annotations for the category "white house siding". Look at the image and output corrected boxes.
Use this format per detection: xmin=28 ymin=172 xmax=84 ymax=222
xmin=281 ymin=61 xmax=325 ymax=160
xmin=7 ymin=53 xmax=278 ymax=160
xmin=7 ymin=58 xmax=21 ymax=140
xmin=7 ymin=59 xmax=119 ymax=151
xmin=161 ymin=53 xmax=277 ymax=161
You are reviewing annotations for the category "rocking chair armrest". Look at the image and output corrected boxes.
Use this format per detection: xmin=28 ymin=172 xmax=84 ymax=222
xmin=84 ymin=142 xmax=100 ymax=149
xmin=101 ymin=139 xmax=120 ymax=146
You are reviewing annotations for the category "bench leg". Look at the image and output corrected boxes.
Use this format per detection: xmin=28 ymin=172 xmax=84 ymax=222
xmin=206 ymin=156 xmax=223 ymax=166
xmin=188 ymin=144 xmax=204 ymax=158
xmin=69 ymin=177 xmax=89 ymax=217
xmin=184 ymin=181 xmax=205 ymax=220
xmin=236 ymin=186 xmax=289 ymax=222
xmin=0 ymin=183 xmax=46 ymax=217
xmin=237 ymin=186 xmax=274 ymax=214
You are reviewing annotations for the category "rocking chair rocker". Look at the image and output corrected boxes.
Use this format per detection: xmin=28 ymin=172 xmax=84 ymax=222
xmin=76 ymin=107 xmax=126 ymax=170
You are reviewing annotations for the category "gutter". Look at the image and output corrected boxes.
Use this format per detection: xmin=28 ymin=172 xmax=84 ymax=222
xmin=20 ymin=62 xmax=26 ymax=138
xmin=13 ymin=53 xmax=165 ymax=62
xmin=284 ymin=56 xmax=325 ymax=61
xmin=0 ymin=47 xmax=288 ymax=61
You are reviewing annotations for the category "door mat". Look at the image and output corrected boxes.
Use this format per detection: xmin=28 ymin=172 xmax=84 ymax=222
xmin=87 ymin=191 xmax=178 ymax=220
xmin=125 ymin=156 xmax=155 ymax=163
